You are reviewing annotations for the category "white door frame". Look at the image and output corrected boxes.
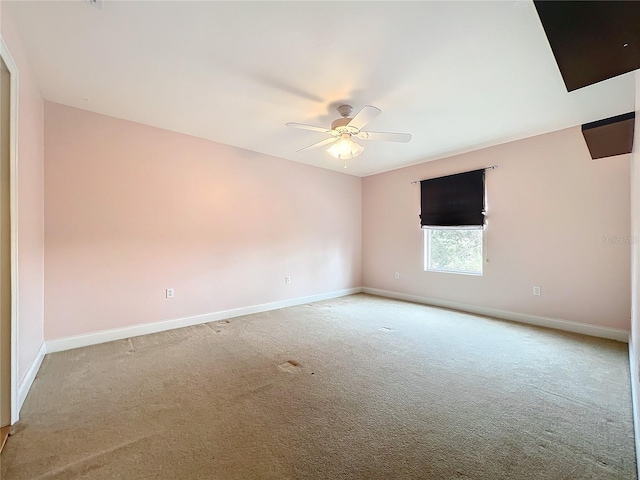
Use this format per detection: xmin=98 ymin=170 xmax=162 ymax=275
xmin=0 ymin=36 xmax=21 ymax=425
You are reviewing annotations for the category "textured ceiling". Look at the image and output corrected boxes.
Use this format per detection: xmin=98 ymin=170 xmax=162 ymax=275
xmin=4 ymin=0 xmax=635 ymax=176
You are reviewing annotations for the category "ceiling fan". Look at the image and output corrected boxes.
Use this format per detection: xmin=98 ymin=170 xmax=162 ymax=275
xmin=286 ymin=104 xmax=412 ymax=163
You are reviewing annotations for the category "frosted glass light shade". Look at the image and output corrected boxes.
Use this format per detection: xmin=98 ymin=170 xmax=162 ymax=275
xmin=327 ymin=135 xmax=364 ymax=159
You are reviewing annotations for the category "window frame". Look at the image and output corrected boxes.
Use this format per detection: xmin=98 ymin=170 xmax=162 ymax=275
xmin=423 ymin=227 xmax=484 ymax=276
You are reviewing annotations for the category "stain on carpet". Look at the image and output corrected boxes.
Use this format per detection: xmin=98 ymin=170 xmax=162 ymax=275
xmin=278 ymin=360 xmax=302 ymax=373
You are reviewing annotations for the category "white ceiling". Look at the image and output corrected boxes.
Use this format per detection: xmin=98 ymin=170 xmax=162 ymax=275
xmin=4 ymin=0 xmax=636 ymax=177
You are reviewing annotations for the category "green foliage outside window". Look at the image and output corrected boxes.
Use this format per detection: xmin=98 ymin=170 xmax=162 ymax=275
xmin=427 ymin=229 xmax=483 ymax=274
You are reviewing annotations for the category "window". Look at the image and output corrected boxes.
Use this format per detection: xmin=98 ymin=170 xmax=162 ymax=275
xmin=424 ymin=228 xmax=483 ymax=275
xmin=419 ymin=168 xmax=486 ymax=275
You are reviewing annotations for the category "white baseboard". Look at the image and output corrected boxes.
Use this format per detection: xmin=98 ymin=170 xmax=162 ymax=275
xmin=17 ymin=341 xmax=46 ymax=417
xmin=362 ymin=287 xmax=630 ymax=343
xmin=46 ymin=287 xmax=363 ymax=353
xmin=630 ymin=339 xmax=640 ymax=480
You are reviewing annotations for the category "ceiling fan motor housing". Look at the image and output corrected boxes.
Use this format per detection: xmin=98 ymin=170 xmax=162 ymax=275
xmin=331 ymin=117 xmax=355 ymax=131
xmin=331 ymin=105 xmax=360 ymax=135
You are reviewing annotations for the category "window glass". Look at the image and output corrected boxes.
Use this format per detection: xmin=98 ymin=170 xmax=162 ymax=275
xmin=425 ymin=228 xmax=483 ymax=275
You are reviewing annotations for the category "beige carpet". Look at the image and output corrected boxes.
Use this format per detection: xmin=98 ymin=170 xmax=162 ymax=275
xmin=1 ymin=294 xmax=636 ymax=479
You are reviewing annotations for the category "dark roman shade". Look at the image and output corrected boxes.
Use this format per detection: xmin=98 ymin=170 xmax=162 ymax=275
xmin=420 ymin=169 xmax=485 ymax=228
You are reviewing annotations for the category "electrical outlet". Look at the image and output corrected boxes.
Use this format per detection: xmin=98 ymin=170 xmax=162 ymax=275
xmin=285 ymin=276 xmax=291 ymax=284
xmin=394 ymin=272 xmax=400 ymax=279
xmin=85 ymin=0 xmax=103 ymax=9
xmin=166 ymin=288 xmax=174 ymax=299
xmin=533 ymin=286 xmax=541 ymax=296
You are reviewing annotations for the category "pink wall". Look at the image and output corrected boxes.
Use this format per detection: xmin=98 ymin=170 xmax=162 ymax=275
xmin=44 ymin=102 xmax=361 ymax=340
xmin=630 ymin=70 xmax=640 ymax=472
xmin=1 ymin=9 xmax=45 ymax=383
xmin=363 ymin=127 xmax=631 ymax=330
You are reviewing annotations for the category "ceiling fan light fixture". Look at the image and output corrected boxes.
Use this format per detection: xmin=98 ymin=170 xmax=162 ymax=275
xmin=287 ymin=104 xmax=410 ymax=162
xmin=327 ymin=134 xmax=364 ymax=160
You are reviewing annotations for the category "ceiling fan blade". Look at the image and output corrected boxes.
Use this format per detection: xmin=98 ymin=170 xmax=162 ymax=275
xmin=357 ymin=131 xmax=412 ymax=143
xmin=347 ymin=105 xmax=382 ymax=130
xmin=286 ymin=122 xmax=332 ymax=134
xmin=296 ymin=136 xmax=338 ymax=152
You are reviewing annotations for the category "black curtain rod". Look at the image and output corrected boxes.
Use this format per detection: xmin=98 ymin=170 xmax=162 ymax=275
xmin=410 ymin=165 xmax=498 ymax=184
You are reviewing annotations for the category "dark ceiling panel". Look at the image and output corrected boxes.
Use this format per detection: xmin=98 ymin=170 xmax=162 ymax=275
xmin=581 ymin=112 xmax=635 ymax=160
xmin=534 ymin=1 xmax=640 ymax=91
